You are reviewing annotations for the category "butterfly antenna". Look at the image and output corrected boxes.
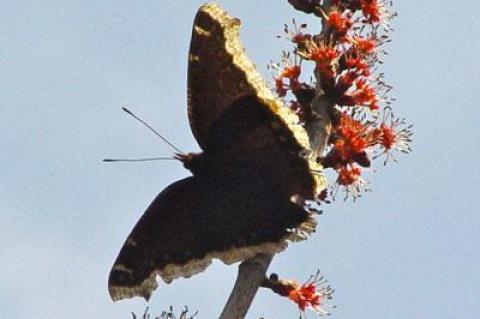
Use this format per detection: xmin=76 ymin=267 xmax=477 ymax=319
xmin=122 ymin=107 xmax=184 ymax=154
xmin=103 ymin=156 xmax=176 ymax=163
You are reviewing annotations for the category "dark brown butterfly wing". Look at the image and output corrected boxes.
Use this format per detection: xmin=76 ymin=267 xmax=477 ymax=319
xmin=188 ymin=4 xmax=281 ymax=149
xmin=108 ymin=172 xmax=308 ymax=300
xmin=203 ymin=95 xmax=315 ymax=199
xmin=188 ymin=4 xmax=244 ymax=149
xmin=187 ymin=3 xmax=324 ymax=195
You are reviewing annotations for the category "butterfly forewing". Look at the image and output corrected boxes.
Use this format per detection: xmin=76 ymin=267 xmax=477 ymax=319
xmin=188 ymin=4 xmax=325 ymax=194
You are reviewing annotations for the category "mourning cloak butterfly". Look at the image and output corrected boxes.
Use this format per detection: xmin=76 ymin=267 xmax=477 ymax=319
xmin=108 ymin=3 xmax=325 ymax=301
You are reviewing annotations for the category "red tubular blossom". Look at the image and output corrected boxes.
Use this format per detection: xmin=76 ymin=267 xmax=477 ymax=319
xmin=273 ymin=62 xmax=303 ymax=97
xmin=337 ymin=165 xmax=361 ymax=186
xmin=376 ymin=123 xmax=396 ymax=149
xmin=345 ymin=55 xmax=371 ymax=76
xmin=360 ymin=0 xmax=382 ymax=23
xmin=292 ymin=33 xmax=311 ymax=46
xmin=352 ymin=35 xmax=377 ymax=55
xmin=334 ymin=70 xmax=359 ymax=96
xmin=351 ymin=78 xmax=379 ymax=109
xmin=288 ymin=283 xmax=321 ymax=311
xmin=326 ymin=10 xmax=353 ymax=38
xmin=284 ymin=271 xmax=333 ymax=315
xmin=335 ymin=78 xmax=380 ymax=110
xmin=275 ymin=77 xmax=288 ymax=97
xmin=333 ymin=164 xmax=371 ymax=199
xmin=335 ymin=137 xmax=367 ymax=163
xmin=372 ymin=110 xmax=413 ymax=164
xmin=335 ymin=113 xmax=373 ymax=161
xmin=320 ymin=113 xmax=373 ymax=170
xmin=331 ymin=0 xmax=393 ymax=27
xmin=282 ymin=64 xmax=302 ymax=79
xmin=282 ymin=65 xmax=302 ymax=90
xmin=303 ymin=41 xmax=338 ymax=79
xmin=337 ymin=113 xmax=372 ymax=143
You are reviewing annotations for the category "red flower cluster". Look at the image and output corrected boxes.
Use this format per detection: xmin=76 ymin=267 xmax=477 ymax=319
xmin=276 ymin=0 xmax=411 ymax=199
xmin=325 ymin=110 xmax=411 ymax=199
xmin=331 ymin=0 xmax=394 ymax=24
xmin=266 ymin=271 xmax=334 ymax=316
xmin=333 ymin=113 xmax=372 ymax=165
xmin=278 ymin=1 xmax=392 ymax=108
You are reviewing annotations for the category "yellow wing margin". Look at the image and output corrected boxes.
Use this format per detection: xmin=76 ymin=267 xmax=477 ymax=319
xmin=189 ymin=3 xmax=326 ymax=196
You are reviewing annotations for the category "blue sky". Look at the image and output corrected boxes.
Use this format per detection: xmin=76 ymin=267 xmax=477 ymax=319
xmin=1 ymin=1 xmax=479 ymax=318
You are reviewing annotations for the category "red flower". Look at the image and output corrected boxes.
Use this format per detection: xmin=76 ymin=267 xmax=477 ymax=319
xmin=360 ymin=0 xmax=382 ymax=23
xmin=312 ymin=46 xmax=338 ymax=75
xmin=319 ymin=113 xmax=372 ymax=170
xmin=352 ymin=35 xmax=377 ymax=55
xmin=337 ymin=165 xmax=361 ymax=186
xmin=273 ymin=60 xmax=302 ymax=97
xmin=285 ymin=271 xmax=334 ymax=315
xmin=349 ymin=78 xmax=379 ymax=109
xmin=376 ymin=123 xmax=397 ymax=150
xmin=326 ymin=9 xmax=353 ymax=37
xmin=331 ymin=0 xmax=393 ymax=28
xmin=335 ymin=137 xmax=368 ymax=163
xmin=288 ymin=283 xmax=321 ymax=311
xmin=334 ymin=70 xmax=359 ymax=96
xmin=275 ymin=77 xmax=288 ymax=97
xmin=372 ymin=110 xmax=413 ymax=164
xmin=300 ymin=40 xmax=338 ymax=79
xmin=337 ymin=113 xmax=374 ymax=154
xmin=292 ymin=32 xmax=312 ymax=45
xmin=335 ymin=77 xmax=380 ymax=110
xmin=344 ymin=55 xmax=371 ymax=76
xmin=281 ymin=64 xmax=301 ymax=89
xmin=334 ymin=164 xmax=371 ymax=200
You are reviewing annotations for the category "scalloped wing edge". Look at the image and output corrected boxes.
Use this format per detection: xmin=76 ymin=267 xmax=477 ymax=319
xmin=108 ymin=214 xmax=317 ymax=301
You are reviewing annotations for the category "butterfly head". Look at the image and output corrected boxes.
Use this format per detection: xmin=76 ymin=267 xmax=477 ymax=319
xmin=175 ymin=152 xmax=206 ymax=176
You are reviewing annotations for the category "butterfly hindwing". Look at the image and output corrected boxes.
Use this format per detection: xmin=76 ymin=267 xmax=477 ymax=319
xmin=108 ymin=168 xmax=309 ymax=301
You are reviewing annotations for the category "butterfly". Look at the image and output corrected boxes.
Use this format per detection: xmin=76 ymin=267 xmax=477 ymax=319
xmin=108 ymin=3 xmax=325 ymax=301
